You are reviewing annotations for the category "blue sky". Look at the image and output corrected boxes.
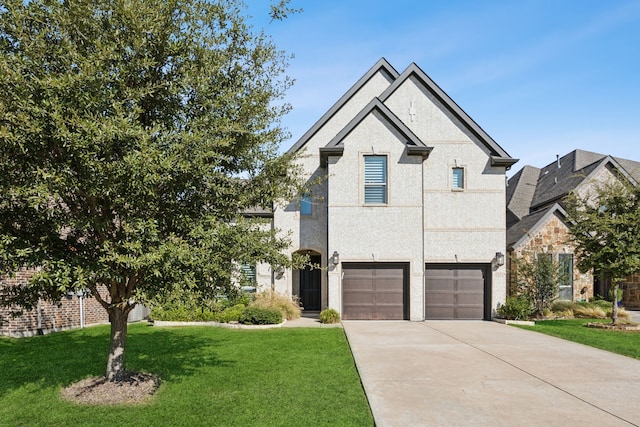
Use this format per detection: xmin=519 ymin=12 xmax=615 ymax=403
xmin=247 ymin=0 xmax=640 ymax=174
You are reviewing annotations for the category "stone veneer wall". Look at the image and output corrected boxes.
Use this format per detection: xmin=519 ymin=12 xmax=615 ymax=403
xmin=510 ymin=214 xmax=593 ymax=301
xmin=1 ymin=267 xmax=109 ymax=337
xmin=621 ymin=274 xmax=640 ymax=309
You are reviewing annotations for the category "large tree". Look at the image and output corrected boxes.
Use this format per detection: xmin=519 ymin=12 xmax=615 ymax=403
xmin=0 ymin=0 xmax=302 ymax=381
xmin=565 ymin=178 xmax=640 ymax=325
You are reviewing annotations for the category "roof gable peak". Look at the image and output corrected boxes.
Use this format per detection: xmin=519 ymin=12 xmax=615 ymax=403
xmin=287 ymin=58 xmax=399 ymax=154
xmin=379 ymin=62 xmax=516 ymax=166
xmin=319 ymin=97 xmax=432 ymax=167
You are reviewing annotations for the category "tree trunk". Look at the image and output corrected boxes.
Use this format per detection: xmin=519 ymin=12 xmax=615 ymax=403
xmin=106 ymin=305 xmax=128 ymax=382
xmin=611 ymin=281 xmax=619 ymax=326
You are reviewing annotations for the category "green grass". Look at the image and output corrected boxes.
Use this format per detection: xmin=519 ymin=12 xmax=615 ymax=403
xmin=0 ymin=323 xmax=373 ymax=426
xmin=516 ymin=319 xmax=640 ymax=360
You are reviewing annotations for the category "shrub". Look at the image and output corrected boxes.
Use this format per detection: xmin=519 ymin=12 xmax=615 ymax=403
xmin=213 ymin=304 xmax=246 ymax=323
xmin=590 ymin=299 xmax=614 ymax=310
xmin=497 ymin=296 xmax=533 ymax=320
xmin=239 ymin=306 xmax=283 ymax=325
xmin=319 ymin=308 xmax=340 ymax=324
xmin=250 ymin=290 xmax=301 ymax=320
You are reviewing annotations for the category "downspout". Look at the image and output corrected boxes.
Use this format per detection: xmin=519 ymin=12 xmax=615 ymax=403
xmin=79 ymin=291 xmax=85 ymax=328
xmin=37 ymin=298 xmax=43 ymax=335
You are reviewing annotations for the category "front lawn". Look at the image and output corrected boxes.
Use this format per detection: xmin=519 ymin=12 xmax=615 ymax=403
xmin=516 ymin=319 xmax=640 ymax=360
xmin=0 ymin=323 xmax=373 ymax=426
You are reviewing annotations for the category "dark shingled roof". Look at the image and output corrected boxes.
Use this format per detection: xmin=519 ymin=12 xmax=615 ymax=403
xmin=506 ymin=207 xmax=550 ymax=248
xmin=506 ymin=149 xmax=640 ymax=249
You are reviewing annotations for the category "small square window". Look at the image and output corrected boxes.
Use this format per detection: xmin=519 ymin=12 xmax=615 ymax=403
xmin=300 ymin=193 xmax=312 ymax=216
xmin=452 ymin=167 xmax=464 ymax=190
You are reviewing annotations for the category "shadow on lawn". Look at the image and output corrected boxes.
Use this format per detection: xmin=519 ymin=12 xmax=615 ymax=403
xmin=0 ymin=323 xmax=235 ymax=398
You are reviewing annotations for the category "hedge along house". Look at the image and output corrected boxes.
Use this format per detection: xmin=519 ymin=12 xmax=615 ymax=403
xmin=506 ymin=149 xmax=640 ymax=308
xmin=262 ymin=59 xmax=517 ymax=320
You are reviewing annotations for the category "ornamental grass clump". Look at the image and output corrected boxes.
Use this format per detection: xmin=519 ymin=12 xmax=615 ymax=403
xmin=250 ymin=290 xmax=302 ymax=320
xmin=319 ymin=308 xmax=340 ymax=324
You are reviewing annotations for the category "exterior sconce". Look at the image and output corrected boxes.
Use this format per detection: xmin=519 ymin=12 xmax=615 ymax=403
xmin=275 ymin=266 xmax=285 ymax=279
xmin=495 ymin=252 xmax=505 ymax=267
xmin=331 ymin=251 xmax=340 ymax=265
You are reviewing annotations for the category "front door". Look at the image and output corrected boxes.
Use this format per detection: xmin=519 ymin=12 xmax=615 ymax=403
xmin=300 ymin=255 xmax=321 ymax=310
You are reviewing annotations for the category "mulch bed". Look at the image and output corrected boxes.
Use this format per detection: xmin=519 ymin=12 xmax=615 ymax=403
xmin=586 ymin=322 xmax=640 ymax=331
xmin=61 ymin=372 xmax=160 ymax=405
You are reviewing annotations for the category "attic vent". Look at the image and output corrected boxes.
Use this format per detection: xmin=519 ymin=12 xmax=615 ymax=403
xmin=557 ymin=154 xmax=561 ymax=168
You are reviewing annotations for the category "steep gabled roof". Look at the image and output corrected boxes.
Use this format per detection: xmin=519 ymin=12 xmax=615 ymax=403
xmin=319 ymin=98 xmax=433 ymax=167
xmin=507 ymin=203 xmax=568 ymax=249
xmin=506 ymin=165 xmax=541 ymax=226
xmin=529 ymin=150 xmax=639 ymax=211
xmin=507 ymin=149 xmax=640 ymax=250
xmin=379 ymin=62 xmax=517 ymax=168
xmin=287 ymin=58 xmax=399 ymax=154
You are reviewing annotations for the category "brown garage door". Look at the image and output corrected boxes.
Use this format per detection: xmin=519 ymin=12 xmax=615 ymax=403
xmin=425 ymin=264 xmax=488 ymax=320
xmin=342 ymin=263 xmax=408 ymax=320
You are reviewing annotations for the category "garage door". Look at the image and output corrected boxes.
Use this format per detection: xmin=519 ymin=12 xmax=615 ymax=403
xmin=342 ymin=263 xmax=408 ymax=320
xmin=425 ymin=264 xmax=488 ymax=320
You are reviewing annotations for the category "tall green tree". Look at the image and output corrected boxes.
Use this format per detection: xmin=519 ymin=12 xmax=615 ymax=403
xmin=0 ymin=0 xmax=302 ymax=381
xmin=565 ymin=178 xmax=640 ymax=325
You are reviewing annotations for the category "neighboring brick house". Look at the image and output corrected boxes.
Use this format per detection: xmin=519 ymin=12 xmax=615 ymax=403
xmin=0 ymin=268 xmax=111 ymax=337
xmin=506 ymin=149 xmax=640 ymax=308
xmin=257 ymin=58 xmax=517 ymax=320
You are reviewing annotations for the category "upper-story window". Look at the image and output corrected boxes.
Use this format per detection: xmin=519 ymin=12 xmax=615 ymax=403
xmin=452 ymin=167 xmax=464 ymax=190
xmin=364 ymin=155 xmax=387 ymax=204
xmin=300 ymin=193 xmax=312 ymax=216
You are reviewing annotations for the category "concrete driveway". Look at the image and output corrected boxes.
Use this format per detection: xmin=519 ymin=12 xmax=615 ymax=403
xmin=343 ymin=321 xmax=640 ymax=427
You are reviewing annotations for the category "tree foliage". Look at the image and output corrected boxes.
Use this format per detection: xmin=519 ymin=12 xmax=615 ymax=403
xmin=0 ymin=0 xmax=302 ymax=380
xmin=511 ymin=251 xmax=564 ymax=315
xmin=564 ymin=178 xmax=640 ymax=325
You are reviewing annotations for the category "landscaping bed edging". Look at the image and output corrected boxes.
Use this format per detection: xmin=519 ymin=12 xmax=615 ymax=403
xmin=150 ymin=319 xmax=286 ymax=329
xmin=493 ymin=318 xmax=536 ymax=326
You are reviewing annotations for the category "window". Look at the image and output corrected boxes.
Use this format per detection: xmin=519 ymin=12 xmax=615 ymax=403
xmin=364 ymin=155 xmax=387 ymax=204
xmin=452 ymin=167 xmax=464 ymax=190
xmin=240 ymin=263 xmax=256 ymax=287
xmin=300 ymin=193 xmax=312 ymax=216
xmin=558 ymin=254 xmax=574 ymax=300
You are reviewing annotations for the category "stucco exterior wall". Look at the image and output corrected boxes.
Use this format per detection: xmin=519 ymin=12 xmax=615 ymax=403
xmin=274 ymin=62 xmax=511 ymax=319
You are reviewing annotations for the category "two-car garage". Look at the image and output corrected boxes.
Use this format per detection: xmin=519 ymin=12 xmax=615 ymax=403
xmin=341 ymin=263 xmax=490 ymax=320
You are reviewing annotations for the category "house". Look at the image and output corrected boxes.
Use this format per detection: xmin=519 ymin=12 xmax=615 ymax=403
xmin=257 ymin=58 xmax=517 ymax=320
xmin=506 ymin=149 xmax=640 ymax=308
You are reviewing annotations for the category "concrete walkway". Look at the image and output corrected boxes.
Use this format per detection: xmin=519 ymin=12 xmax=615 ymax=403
xmin=343 ymin=321 xmax=640 ymax=427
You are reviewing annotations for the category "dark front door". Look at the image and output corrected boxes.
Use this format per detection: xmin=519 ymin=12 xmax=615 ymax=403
xmin=300 ymin=255 xmax=321 ymax=310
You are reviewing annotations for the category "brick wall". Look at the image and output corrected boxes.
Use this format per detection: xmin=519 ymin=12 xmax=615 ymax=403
xmin=1 ymin=268 xmax=109 ymax=337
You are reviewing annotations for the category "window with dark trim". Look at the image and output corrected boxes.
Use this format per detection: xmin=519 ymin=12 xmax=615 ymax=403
xmin=240 ymin=263 xmax=256 ymax=287
xmin=558 ymin=254 xmax=574 ymax=300
xmin=452 ymin=167 xmax=464 ymax=190
xmin=364 ymin=155 xmax=387 ymax=204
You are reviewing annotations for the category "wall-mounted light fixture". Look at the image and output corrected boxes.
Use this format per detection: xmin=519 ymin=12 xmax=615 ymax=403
xmin=495 ymin=252 xmax=505 ymax=267
xmin=275 ymin=266 xmax=285 ymax=279
xmin=331 ymin=251 xmax=340 ymax=265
